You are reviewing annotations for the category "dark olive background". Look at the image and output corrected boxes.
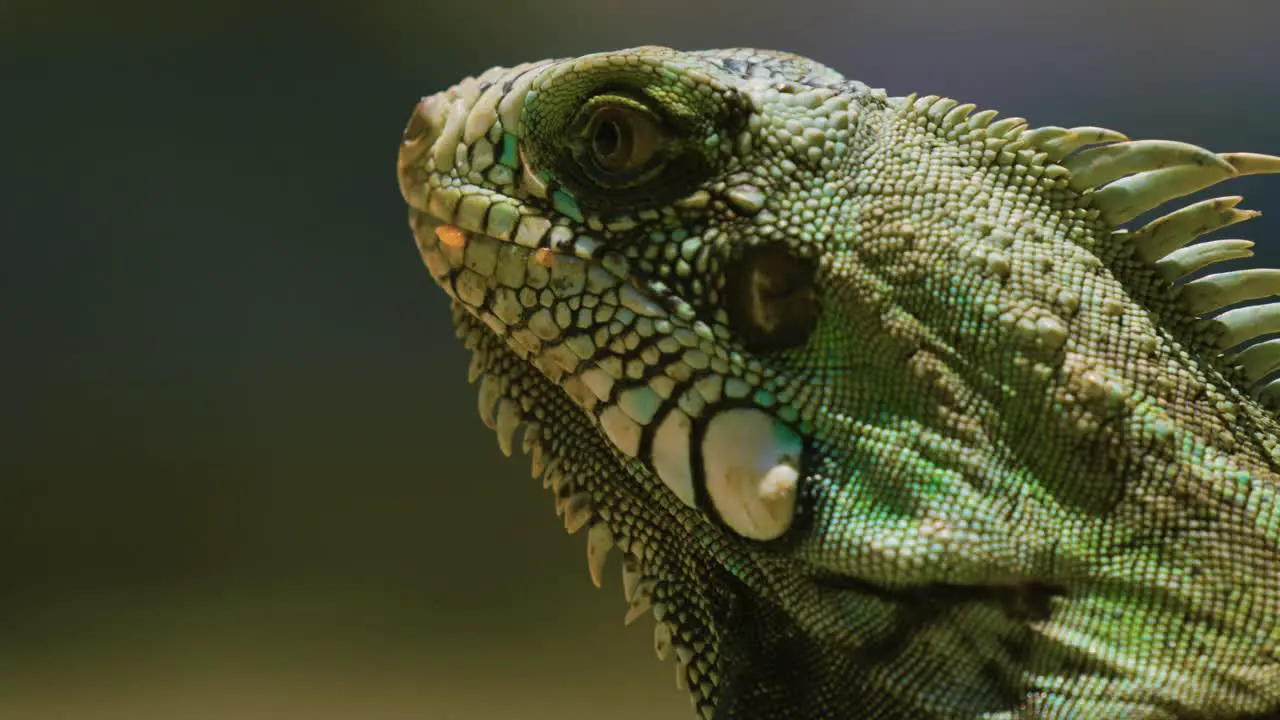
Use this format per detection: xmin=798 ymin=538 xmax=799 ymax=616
xmin=3 ymin=1 xmax=1278 ymax=718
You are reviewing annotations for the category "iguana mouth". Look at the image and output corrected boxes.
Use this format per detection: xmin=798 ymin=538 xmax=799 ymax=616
xmin=410 ymin=210 xmax=648 ymax=373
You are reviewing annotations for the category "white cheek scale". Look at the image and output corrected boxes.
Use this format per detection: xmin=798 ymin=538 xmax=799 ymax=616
xmin=651 ymin=405 xmax=801 ymax=541
xmin=650 ymin=408 xmax=698 ymax=508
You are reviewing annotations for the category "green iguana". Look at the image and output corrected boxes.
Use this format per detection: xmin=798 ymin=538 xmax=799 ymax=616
xmin=395 ymin=47 xmax=1280 ymax=719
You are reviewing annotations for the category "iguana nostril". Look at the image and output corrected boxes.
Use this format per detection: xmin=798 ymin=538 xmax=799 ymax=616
xmin=397 ymin=95 xmax=446 ymax=208
xmin=404 ymin=100 xmax=434 ymax=144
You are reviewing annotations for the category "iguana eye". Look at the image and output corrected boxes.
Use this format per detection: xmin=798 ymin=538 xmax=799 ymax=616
xmin=573 ymin=97 xmax=664 ymax=182
xmin=588 ymin=106 xmax=660 ymax=172
xmin=725 ymin=242 xmax=818 ymax=352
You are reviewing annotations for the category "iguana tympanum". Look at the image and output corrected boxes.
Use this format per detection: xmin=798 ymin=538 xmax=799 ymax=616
xmin=395 ymin=47 xmax=1280 ymax=719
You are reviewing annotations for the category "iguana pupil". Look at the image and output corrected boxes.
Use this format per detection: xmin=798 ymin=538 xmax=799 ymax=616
xmin=591 ymin=114 xmax=623 ymax=164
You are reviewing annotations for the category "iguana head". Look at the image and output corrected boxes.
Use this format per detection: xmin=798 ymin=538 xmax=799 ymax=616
xmin=397 ymin=46 xmax=1280 ymax=718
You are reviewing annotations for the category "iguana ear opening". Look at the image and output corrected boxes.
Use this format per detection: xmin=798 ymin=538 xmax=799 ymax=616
xmin=724 ymin=242 xmax=819 ymax=353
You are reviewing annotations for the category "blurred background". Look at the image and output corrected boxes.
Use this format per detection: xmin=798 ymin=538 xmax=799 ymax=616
xmin=2 ymin=1 xmax=1278 ymax=718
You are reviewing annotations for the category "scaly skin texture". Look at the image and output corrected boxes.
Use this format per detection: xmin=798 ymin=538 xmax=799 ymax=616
xmin=396 ymin=47 xmax=1280 ymax=718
